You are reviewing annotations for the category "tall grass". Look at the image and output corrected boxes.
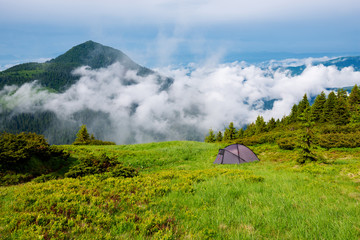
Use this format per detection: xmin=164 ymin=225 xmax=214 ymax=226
xmin=1 ymin=141 xmax=360 ymax=239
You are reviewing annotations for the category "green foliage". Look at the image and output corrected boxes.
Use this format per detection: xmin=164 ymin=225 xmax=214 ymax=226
xmin=311 ymin=91 xmax=326 ymax=122
xmin=348 ymin=84 xmax=360 ymax=111
xmin=255 ymin=115 xmax=266 ymax=134
xmin=333 ymin=95 xmax=351 ymax=125
xmin=73 ymin=124 xmax=115 ymax=145
xmin=216 ymin=131 xmax=223 ymax=142
xmin=223 ymin=122 xmax=237 ymax=141
xmin=204 ymin=129 xmax=216 ymax=143
xmin=1 ymin=142 xmax=360 ymax=239
xmin=277 ymin=136 xmax=297 ymax=150
xmin=296 ymin=107 xmax=321 ymax=164
xmin=0 ymin=132 xmax=68 ymax=170
xmin=0 ymin=132 xmax=69 ymax=185
xmin=73 ymin=124 xmax=90 ymax=145
xmin=65 ymin=153 xmax=138 ymax=179
xmin=297 ymin=94 xmax=310 ymax=116
xmin=212 ymin=86 xmax=360 ymax=149
xmin=322 ymin=91 xmax=336 ymax=123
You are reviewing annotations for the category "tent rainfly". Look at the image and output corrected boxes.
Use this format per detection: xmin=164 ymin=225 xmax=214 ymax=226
xmin=214 ymin=144 xmax=259 ymax=164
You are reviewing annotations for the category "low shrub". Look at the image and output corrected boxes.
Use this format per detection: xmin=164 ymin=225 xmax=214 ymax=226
xmin=277 ymin=136 xmax=298 ymax=150
xmin=0 ymin=132 xmax=70 ymax=185
xmin=65 ymin=153 xmax=138 ymax=179
xmin=316 ymin=133 xmax=360 ymax=149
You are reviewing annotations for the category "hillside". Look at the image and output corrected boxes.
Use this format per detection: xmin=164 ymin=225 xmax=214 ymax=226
xmin=0 ymin=41 xmax=175 ymax=144
xmin=0 ymin=41 xmax=155 ymax=92
xmin=1 ymin=141 xmax=360 ymax=239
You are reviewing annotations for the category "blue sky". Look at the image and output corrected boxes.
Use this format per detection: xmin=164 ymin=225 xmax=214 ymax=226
xmin=1 ymin=0 xmax=360 ymax=68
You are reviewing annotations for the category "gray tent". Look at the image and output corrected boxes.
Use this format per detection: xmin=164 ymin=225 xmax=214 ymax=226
xmin=214 ymin=144 xmax=259 ymax=164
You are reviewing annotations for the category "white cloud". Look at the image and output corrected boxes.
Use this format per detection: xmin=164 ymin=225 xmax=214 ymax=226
xmin=1 ymin=61 xmax=360 ymax=144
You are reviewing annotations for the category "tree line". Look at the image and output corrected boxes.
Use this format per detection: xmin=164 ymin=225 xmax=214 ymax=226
xmin=205 ymin=85 xmax=360 ymax=143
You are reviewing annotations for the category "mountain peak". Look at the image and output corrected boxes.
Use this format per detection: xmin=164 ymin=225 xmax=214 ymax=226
xmin=51 ymin=40 xmax=140 ymax=70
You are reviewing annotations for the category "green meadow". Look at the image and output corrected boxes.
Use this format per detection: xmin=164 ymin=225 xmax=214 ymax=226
xmin=1 ymin=141 xmax=360 ymax=239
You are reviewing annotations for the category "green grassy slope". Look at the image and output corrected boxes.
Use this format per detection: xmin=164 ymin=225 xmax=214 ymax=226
xmin=1 ymin=141 xmax=360 ymax=239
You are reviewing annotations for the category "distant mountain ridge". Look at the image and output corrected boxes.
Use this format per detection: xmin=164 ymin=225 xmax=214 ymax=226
xmin=284 ymin=56 xmax=360 ymax=75
xmin=0 ymin=41 xmax=158 ymax=92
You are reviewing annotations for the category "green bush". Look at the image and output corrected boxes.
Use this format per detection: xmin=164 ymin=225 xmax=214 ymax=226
xmin=65 ymin=153 xmax=138 ymax=178
xmin=0 ymin=132 xmax=70 ymax=185
xmin=277 ymin=137 xmax=298 ymax=150
xmin=315 ymin=133 xmax=360 ymax=149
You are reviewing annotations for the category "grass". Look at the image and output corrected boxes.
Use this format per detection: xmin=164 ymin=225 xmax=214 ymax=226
xmin=1 ymin=141 xmax=360 ymax=239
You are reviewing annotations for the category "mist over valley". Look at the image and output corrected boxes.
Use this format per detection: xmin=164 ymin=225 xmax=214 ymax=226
xmin=1 ymin=41 xmax=360 ymax=144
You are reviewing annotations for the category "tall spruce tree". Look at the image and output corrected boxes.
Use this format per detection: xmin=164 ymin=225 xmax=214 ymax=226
xmin=348 ymin=84 xmax=360 ymax=111
xmin=333 ymin=95 xmax=351 ymax=125
xmin=297 ymin=94 xmax=310 ymax=117
xmin=321 ymin=91 xmax=336 ymax=123
xmin=310 ymin=91 xmax=326 ymax=122
xmin=336 ymin=88 xmax=348 ymax=100
xmin=255 ymin=116 xmax=266 ymax=134
xmin=288 ymin=104 xmax=298 ymax=123
xmin=216 ymin=131 xmax=223 ymax=142
xmin=227 ymin=122 xmax=237 ymax=140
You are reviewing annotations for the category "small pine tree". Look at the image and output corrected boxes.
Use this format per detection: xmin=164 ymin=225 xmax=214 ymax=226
xmin=73 ymin=125 xmax=91 ymax=145
xmin=288 ymin=104 xmax=298 ymax=123
xmin=297 ymin=94 xmax=310 ymax=117
xmin=236 ymin=128 xmax=244 ymax=139
xmin=333 ymin=95 xmax=351 ymax=125
xmin=348 ymin=84 xmax=360 ymax=111
xmin=267 ymin=117 xmax=277 ymax=131
xmin=321 ymin=91 xmax=336 ymax=123
xmin=216 ymin=131 xmax=223 ymax=142
xmin=311 ymin=91 xmax=326 ymax=122
xmin=336 ymin=88 xmax=348 ymax=100
xmin=297 ymin=107 xmax=319 ymax=164
xmin=227 ymin=122 xmax=237 ymax=140
xmin=244 ymin=123 xmax=256 ymax=137
xmin=255 ymin=116 xmax=266 ymax=134
xmin=205 ymin=129 xmax=216 ymax=143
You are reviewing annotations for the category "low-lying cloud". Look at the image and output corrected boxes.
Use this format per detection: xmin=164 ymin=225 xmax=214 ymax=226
xmin=1 ymin=61 xmax=360 ymax=144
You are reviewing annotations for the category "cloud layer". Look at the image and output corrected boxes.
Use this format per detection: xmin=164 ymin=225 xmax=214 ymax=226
xmin=1 ymin=61 xmax=360 ymax=144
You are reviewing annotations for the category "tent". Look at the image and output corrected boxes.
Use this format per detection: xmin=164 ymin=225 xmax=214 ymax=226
xmin=214 ymin=144 xmax=259 ymax=164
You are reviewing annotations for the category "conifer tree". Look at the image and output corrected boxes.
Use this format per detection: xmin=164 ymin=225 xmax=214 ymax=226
xmin=227 ymin=122 xmax=237 ymax=140
xmin=288 ymin=104 xmax=298 ymax=123
xmin=297 ymin=107 xmax=319 ymax=164
xmin=333 ymin=95 xmax=350 ymax=125
xmin=297 ymin=94 xmax=310 ymax=117
xmin=216 ymin=131 xmax=223 ymax=142
xmin=336 ymin=88 xmax=348 ymax=100
xmin=267 ymin=117 xmax=277 ymax=131
xmin=255 ymin=116 xmax=266 ymax=134
xmin=348 ymin=84 xmax=360 ymax=111
xmin=321 ymin=91 xmax=336 ymax=123
xmin=223 ymin=128 xmax=230 ymax=141
xmin=73 ymin=125 xmax=90 ymax=145
xmin=244 ymin=123 xmax=256 ymax=137
xmin=236 ymin=128 xmax=244 ymax=139
xmin=310 ymin=91 xmax=326 ymax=122
xmin=205 ymin=129 xmax=216 ymax=143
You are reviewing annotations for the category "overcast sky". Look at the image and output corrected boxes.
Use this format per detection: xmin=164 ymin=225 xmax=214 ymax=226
xmin=1 ymin=0 xmax=360 ymax=67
